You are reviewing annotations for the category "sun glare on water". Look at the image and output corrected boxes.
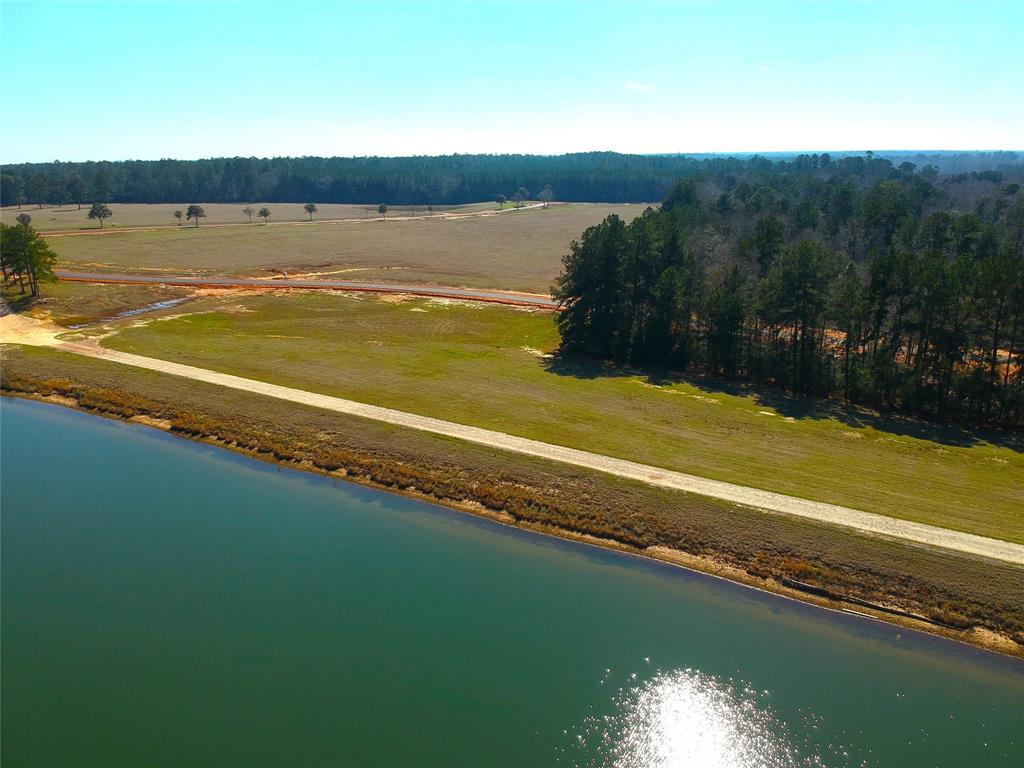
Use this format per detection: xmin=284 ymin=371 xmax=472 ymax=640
xmin=568 ymin=667 xmax=835 ymax=768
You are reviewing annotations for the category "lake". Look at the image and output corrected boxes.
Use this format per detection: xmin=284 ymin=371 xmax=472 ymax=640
xmin=2 ymin=397 xmax=1022 ymax=766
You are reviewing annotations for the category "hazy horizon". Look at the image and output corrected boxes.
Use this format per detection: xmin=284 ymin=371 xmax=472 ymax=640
xmin=4 ymin=149 xmax=1023 ymax=167
xmin=3 ymin=0 xmax=1022 ymax=164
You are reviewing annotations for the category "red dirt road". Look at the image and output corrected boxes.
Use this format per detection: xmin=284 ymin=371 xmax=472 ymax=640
xmin=56 ymin=270 xmax=560 ymax=309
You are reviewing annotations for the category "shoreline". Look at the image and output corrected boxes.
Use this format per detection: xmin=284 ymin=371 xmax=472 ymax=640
xmin=4 ymin=388 xmax=1022 ymax=660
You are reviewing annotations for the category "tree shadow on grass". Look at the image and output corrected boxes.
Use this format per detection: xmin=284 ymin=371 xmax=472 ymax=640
xmin=1 ymin=291 xmax=36 ymax=314
xmin=542 ymin=351 xmax=1024 ymax=453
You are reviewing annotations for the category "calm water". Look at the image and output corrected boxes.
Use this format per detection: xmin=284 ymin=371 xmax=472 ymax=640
xmin=2 ymin=397 xmax=1022 ymax=767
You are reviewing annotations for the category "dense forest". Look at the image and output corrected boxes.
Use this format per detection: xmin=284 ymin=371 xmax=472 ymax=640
xmin=553 ymin=159 xmax=1024 ymax=427
xmin=1 ymin=151 xmax=1020 ymax=207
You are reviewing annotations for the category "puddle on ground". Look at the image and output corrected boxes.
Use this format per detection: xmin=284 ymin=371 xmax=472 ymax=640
xmin=68 ymin=298 xmax=190 ymax=329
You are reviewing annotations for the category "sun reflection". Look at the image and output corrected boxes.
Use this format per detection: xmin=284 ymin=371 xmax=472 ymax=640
xmin=569 ymin=667 xmax=828 ymax=768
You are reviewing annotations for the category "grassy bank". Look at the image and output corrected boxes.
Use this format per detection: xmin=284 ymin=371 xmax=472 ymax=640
xmin=3 ymin=344 xmax=1023 ymax=655
xmin=99 ymin=291 xmax=1024 ymax=541
xmin=45 ymin=203 xmax=644 ymax=292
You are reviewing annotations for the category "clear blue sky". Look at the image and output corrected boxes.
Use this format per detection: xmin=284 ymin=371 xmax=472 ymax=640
xmin=1 ymin=0 xmax=1021 ymax=162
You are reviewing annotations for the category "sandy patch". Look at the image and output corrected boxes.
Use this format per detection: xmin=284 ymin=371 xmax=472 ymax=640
xmin=637 ymin=381 xmax=721 ymax=404
xmin=639 ymin=381 xmax=676 ymax=393
xmin=282 ymin=267 xmax=377 ymax=279
xmin=521 ymin=346 xmax=553 ymax=359
xmin=191 ymin=288 xmax=245 ymax=298
xmin=426 ymin=297 xmax=484 ymax=309
xmin=687 ymin=394 xmax=720 ymax=404
xmin=968 ymin=626 xmax=1024 ymax=654
xmin=129 ymin=414 xmax=172 ymax=429
xmin=0 ymin=313 xmax=64 ymax=346
xmin=42 ymin=394 xmax=79 ymax=407
xmin=324 ymin=291 xmax=366 ymax=301
xmin=757 ymin=410 xmax=795 ymax=422
xmin=645 ymin=546 xmax=750 ymax=580
xmin=219 ymin=303 xmax=256 ymax=314
xmin=116 ymin=310 xmax=199 ymax=330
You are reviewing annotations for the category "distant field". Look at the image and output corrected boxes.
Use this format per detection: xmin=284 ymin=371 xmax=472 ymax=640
xmin=43 ymin=203 xmax=647 ymax=292
xmin=98 ymin=291 xmax=1024 ymax=541
xmin=1 ymin=201 xmax=495 ymax=231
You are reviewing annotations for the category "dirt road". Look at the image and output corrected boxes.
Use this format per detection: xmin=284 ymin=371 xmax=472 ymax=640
xmin=55 ymin=270 xmax=559 ymax=309
xmin=3 ymin=313 xmax=1020 ymax=565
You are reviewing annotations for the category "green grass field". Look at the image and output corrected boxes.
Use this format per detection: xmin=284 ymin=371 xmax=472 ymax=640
xmin=43 ymin=203 xmax=645 ymax=292
xmin=97 ymin=291 xmax=1024 ymax=542
xmin=1 ymin=201 xmax=496 ymax=231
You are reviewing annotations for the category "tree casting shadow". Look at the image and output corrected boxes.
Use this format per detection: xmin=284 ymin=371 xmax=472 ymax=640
xmin=541 ymin=351 xmax=1023 ymax=453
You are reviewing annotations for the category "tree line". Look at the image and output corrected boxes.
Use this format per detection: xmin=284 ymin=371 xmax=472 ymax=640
xmin=553 ymin=167 xmax=1024 ymax=426
xmin=3 ymin=151 xmax=1020 ymax=207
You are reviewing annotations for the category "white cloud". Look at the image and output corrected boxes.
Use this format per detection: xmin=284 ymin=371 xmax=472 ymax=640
xmin=625 ymin=81 xmax=653 ymax=93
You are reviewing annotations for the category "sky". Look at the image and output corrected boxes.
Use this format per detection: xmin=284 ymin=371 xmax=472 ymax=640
xmin=1 ymin=0 xmax=1022 ymax=162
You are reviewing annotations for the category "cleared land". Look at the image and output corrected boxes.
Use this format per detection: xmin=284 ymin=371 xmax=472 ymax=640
xmin=41 ymin=203 xmax=646 ymax=293
xmin=1 ymin=201 xmax=496 ymax=231
xmin=86 ymin=291 xmax=1024 ymax=542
